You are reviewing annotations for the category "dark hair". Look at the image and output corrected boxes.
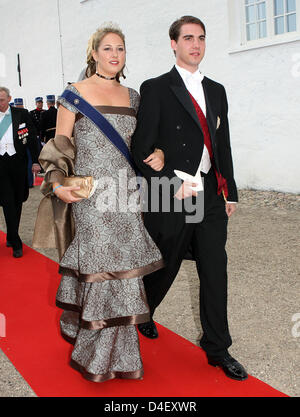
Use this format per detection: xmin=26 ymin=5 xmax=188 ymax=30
xmin=169 ymin=15 xmax=206 ymax=42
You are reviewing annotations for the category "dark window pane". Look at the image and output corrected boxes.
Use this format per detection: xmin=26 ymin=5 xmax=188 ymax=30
xmin=259 ymin=20 xmax=267 ymax=37
xmin=287 ymin=13 xmax=297 ymax=31
xmin=246 ymin=5 xmax=257 ymax=22
xmin=247 ymin=23 xmax=258 ymax=40
xmin=275 ymin=16 xmax=285 ymax=33
xmin=258 ymin=2 xmax=266 ymax=19
xmin=274 ymin=0 xmax=284 ymax=16
xmin=286 ymin=0 xmax=296 ymax=13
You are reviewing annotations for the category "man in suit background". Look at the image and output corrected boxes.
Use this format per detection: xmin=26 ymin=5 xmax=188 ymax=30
xmin=131 ymin=16 xmax=247 ymax=381
xmin=0 ymin=86 xmax=40 ymax=257
xmin=30 ymin=96 xmax=46 ymax=152
xmin=40 ymin=95 xmax=57 ymax=144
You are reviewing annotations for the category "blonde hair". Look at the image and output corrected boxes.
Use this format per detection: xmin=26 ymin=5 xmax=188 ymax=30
xmin=85 ymin=23 xmax=126 ymax=82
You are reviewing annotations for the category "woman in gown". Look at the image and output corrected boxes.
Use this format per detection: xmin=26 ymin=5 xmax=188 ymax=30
xmin=38 ymin=24 xmax=165 ymax=382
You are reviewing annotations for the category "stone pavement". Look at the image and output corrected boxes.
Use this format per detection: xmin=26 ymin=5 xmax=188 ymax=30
xmin=0 ymin=187 xmax=299 ymax=397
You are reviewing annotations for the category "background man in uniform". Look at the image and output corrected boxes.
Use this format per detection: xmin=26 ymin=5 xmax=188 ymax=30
xmin=13 ymin=98 xmax=24 ymax=108
xmin=0 ymin=86 xmax=40 ymax=257
xmin=40 ymin=95 xmax=57 ymax=144
xmin=30 ymin=96 xmax=45 ymax=152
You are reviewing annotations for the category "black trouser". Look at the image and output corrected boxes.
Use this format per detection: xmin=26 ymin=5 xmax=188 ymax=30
xmin=143 ymin=169 xmax=232 ymax=358
xmin=0 ymin=153 xmax=27 ymax=250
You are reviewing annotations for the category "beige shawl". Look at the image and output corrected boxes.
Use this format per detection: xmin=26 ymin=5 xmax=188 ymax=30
xmin=32 ymin=135 xmax=76 ymax=261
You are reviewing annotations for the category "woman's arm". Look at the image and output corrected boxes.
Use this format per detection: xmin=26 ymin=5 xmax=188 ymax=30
xmin=51 ymin=106 xmax=82 ymax=203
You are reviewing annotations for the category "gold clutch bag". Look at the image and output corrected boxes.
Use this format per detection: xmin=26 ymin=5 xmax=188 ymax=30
xmin=63 ymin=175 xmax=97 ymax=199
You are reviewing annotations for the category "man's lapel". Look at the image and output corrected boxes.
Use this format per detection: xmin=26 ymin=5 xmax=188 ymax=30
xmin=202 ymin=77 xmax=217 ymax=142
xmin=11 ymin=106 xmax=21 ymax=144
xmin=169 ymin=67 xmax=217 ymax=143
xmin=169 ymin=66 xmax=203 ymax=133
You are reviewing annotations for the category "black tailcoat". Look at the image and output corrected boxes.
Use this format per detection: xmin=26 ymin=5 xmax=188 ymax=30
xmin=30 ymin=108 xmax=46 ymax=137
xmin=0 ymin=106 xmax=38 ymax=204
xmin=131 ymin=66 xmax=238 ymax=246
xmin=131 ymin=67 xmax=238 ymax=356
xmin=40 ymin=106 xmax=57 ymax=142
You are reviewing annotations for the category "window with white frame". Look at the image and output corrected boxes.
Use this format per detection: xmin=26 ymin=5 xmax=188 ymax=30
xmin=273 ymin=0 xmax=297 ymax=34
xmin=244 ymin=0 xmax=297 ymax=41
xmin=227 ymin=0 xmax=299 ymax=52
xmin=245 ymin=1 xmax=267 ymax=40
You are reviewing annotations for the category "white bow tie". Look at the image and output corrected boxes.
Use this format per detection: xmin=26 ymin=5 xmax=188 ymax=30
xmin=186 ymin=71 xmax=204 ymax=84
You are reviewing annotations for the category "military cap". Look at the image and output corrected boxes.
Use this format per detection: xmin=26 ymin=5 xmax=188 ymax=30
xmin=46 ymin=95 xmax=55 ymax=102
xmin=14 ymin=98 xmax=24 ymax=105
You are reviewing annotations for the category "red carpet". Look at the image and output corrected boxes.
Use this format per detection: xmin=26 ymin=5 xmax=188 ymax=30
xmin=33 ymin=175 xmax=43 ymax=186
xmin=0 ymin=231 xmax=287 ymax=397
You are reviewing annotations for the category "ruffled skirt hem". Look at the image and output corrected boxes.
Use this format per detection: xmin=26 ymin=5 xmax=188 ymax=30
xmin=61 ymin=331 xmax=144 ymax=382
xmin=58 ymin=258 xmax=164 ymax=282
xmin=70 ymin=358 xmax=144 ymax=383
xmin=57 ymin=299 xmax=149 ymax=329
xmin=56 ymin=274 xmax=148 ymax=383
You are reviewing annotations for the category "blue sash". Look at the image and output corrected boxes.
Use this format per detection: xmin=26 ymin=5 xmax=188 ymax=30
xmin=60 ymin=89 xmax=140 ymax=176
xmin=0 ymin=111 xmax=12 ymax=141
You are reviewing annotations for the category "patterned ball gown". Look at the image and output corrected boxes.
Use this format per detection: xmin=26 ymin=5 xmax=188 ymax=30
xmin=55 ymin=84 xmax=163 ymax=382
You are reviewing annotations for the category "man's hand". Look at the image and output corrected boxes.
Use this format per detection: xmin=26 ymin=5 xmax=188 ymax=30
xmin=143 ymin=148 xmax=165 ymax=171
xmin=32 ymin=163 xmax=41 ymax=174
xmin=174 ymin=181 xmax=198 ymax=200
xmin=226 ymin=202 xmax=237 ymax=217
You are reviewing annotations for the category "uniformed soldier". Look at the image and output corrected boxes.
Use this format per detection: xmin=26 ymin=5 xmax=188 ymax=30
xmin=40 ymin=95 xmax=57 ymax=143
xmin=30 ymin=97 xmax=45 ymax=150
xmin=14 ymin=98 xmax=24 ymax=108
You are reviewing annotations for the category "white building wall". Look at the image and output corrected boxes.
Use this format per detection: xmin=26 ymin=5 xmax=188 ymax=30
xmin=0 ymin=0 xmax=63 ymax=106
xmin=0 ymin=0 xmax=299 ymax=193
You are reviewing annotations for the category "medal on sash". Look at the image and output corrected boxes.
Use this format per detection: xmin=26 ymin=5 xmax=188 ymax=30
xmin=18 ymin=127 xmax=29 ymax=144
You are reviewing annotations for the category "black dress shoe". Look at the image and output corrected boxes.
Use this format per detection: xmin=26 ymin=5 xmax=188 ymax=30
xmin=6 ymin=241 xmax=13 ymax=247
xmin=13 ymin=248 xmax=23 ymax=258
xmin=137 ymin=320 xmax=158 ymax=339
xmin=207 ymin=354 xmax=248 ymax=381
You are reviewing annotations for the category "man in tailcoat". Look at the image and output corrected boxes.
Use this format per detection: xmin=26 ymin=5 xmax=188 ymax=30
xmin=131 ymin=16 xmax=247 ymax=381
xmin=0 ymin=87 xmax=40 ymax=257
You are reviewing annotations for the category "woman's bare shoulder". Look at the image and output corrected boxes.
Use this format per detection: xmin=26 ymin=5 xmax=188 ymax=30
xmin=72 ymin=78 xmax=94 ymax=93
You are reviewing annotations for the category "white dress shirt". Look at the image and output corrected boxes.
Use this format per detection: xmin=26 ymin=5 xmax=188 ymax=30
xmin=175 ymin=64 xmax=211 ymax=174
xmin=175 ymin=65 xmax=236 ymax=203
xmin=0 ymin=106 xmax=16 ymax=156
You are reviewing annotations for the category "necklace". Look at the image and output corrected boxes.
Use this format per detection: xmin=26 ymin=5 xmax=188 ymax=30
xmin=95 ymin=72 xmax=116 ymax=80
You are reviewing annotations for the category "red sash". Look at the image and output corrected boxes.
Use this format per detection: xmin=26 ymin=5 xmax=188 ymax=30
xmin=188 ymin=92 xmax=228 ymax=200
